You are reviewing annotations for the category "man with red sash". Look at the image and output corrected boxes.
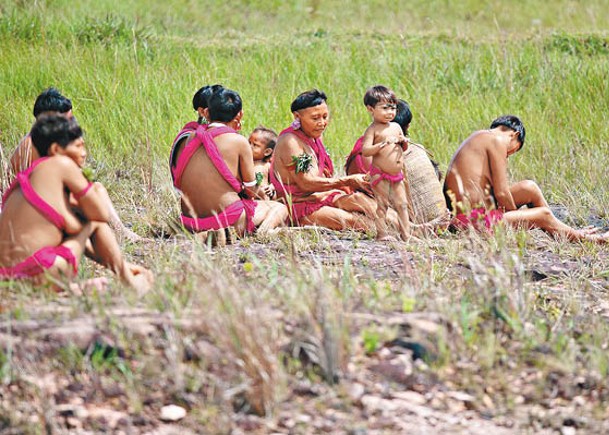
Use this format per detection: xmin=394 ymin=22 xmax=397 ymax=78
xmin=172 ymin=87 xmax=287 ymax=236
xmin=270 ymin=89 xmax=376 ymax=230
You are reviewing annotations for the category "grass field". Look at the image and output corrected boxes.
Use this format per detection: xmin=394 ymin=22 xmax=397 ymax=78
xmin=1 ymin=0 xmax=609 ymax=432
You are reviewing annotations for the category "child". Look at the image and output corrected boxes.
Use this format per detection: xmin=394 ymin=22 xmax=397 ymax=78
xmin=249 ymin=126 xmax=277 ymax=198
xmin=0 ymin=115 xmax=154 ymax=293
xmin=361 ymin=85 xmax=411 ymax=241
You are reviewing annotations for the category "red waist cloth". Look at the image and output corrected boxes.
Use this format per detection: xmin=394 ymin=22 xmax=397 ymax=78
xmin=451 ymin=207 xmax=504 ymax=231
xmin=288 ymin=191 xmax=344 ymax=225
xmin=369 ymin=165 xmax=404 ymax=187
xmin=0 ymin=245 xmax=77 ymax=279
xmin=180 ymin=199 xmax=257 ymax=234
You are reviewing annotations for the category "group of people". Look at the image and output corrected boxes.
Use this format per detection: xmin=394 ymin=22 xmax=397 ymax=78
xmin=1 ymin=84 xmax=607 ymax=291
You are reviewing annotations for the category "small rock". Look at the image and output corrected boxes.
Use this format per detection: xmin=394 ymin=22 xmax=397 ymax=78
xmin=296 ymin=414 xmax=312 ymax=424
xmin=347 ymin=383 xmax=365 ymax=402
xmin=392 ymin=391 xmax=426 ymax=405
xmin=66 ymin=417 xmax=82 ymax=429
xmin=88 ymin=408 xmax=127 ymax=429
xmin=561 ymin=426 xmax=576 ymax=435
xmin=159 ymin=404 xmax=187 ymax=422
xmin=447 ymin=391 xmax=475 ymax=403
xmin=361 ymin=395 xmax=398 ymax=414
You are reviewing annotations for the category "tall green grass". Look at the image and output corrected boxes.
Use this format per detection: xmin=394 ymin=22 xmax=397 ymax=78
xmin=1 ymin=1 xmax=608 ymax=222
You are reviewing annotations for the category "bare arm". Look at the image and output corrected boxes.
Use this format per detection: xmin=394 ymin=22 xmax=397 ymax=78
xmin=60 ymin=157 xmax=110 ymax=222
xmin=488 ymin=143 xmax=517 ymax=211
xmin=277 ymin=134 xmax=368 ymax=193
xmin=361 ymin=126 xmax=384 ymax=157
xmin=238 ymin=137 xmax=268 ymax=200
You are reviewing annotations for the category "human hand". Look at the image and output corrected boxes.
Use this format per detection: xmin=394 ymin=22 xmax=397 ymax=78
xmin=263 ymin=184 xmax=275 ymax=199
xmin=346 ymin=173 xmax=372 ymax=193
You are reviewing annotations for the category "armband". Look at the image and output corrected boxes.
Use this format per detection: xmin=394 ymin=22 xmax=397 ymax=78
xmin=73 ymin=182 xmax=94 ymax=200
xmin=291 ymin=153 xmax=313 ymax=174
xmin=243 ymin=180 xmax=257 ymax=188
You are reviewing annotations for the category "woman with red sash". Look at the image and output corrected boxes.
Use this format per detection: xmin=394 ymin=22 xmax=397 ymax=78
xmin=270 ymin=89 xmax=376 ymax=229
xmin=174 ymin=87 xmax=287 ymax=236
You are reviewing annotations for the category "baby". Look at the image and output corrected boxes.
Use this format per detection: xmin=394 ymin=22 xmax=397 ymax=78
xmin=249 ymin=126 xmax=277 ymax=198
xmin=361 ymin=85 xmax=411 ymax=241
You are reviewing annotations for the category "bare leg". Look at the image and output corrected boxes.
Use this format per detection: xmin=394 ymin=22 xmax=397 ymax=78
xmin=333 ymin=192 xmax=377 ymax=216
xmin=40 ymin=223 xmax=108 ymax=293
xmin=510 ymin=180 xmax=549 ymax=208
xmin=93 ymin=183 xmax=144 ymax=242
xmin=301 ymin=206 xmax=374 ymax=232
xmin=389 ymin=181 xmax=412 ymax=241
xmin=45 ymin=222 xmax=94 ymax=281
xmin=87 ymin=221 xmax=154 ymax=292
xmin=370 ymin=180 xmax=395 ymax=241
xmin=503 ymin=207 xmax=609 ymax=244
xmin=252 ymin=200 xmax=289 ymax=235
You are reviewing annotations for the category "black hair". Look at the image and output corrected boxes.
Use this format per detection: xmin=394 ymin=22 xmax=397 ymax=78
xmin=30 ymin=114 xmax=83 ymax=157
xmin=393 ymin=99 xmax=413 ymax=135
xmin=490 ymin=115 xmax=526 ymax=149
xmin=252 ymin=126 xmax=278 ymax=162
xmin=192 ymin=84 xmax=224 ymax=111
xmin=207 ymin=88 xmax=242 ymax=123
xmin=363 ymin=85 xmax=397 ymax=107
xmin=192 ymin=84 xmax=224 ymax=124
xmin=33 ymin=87 xmax=72 ymax=118
xmin=290 ymin=89 xmax=327 ymax=112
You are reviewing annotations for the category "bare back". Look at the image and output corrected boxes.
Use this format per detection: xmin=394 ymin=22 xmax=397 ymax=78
xmin=0 ymin=157 xmax=90 ymax=266
xmin=179 ymin=127 xmax=254 ymax=217
xmin=444 ymin=130 xmax=505 ymax=211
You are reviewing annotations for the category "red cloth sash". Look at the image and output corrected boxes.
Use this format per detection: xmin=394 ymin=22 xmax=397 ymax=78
xmin=2 ymin=157 xmax=66 ymax=230
xmin=269 ymin=126 xmax=334 ymax=199
xmin=0 ymin=245 xmax=77 ymax=279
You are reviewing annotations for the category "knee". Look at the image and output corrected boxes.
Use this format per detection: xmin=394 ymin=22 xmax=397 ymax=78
xmin=522 ymin=179 xmax=542 ymax=195
xmin=274 ymin=202 xmax=289 ymax=219
xmin=93 ymin=182 xmax=108 ymax=194
xmin=535 ymin=207 xmax=554 ymax=224
xmin=354 ymin=193 xmax=377 ymax=215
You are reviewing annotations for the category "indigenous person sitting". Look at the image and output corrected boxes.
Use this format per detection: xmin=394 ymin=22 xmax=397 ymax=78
xmin=270 ymin=89 xmax=376 ymax=230
xmin=174 ymin=87 xmax=288 ymax=236
xmin=360 ymin=85 xmax=411 ymax=241
xmin=169 ymin=84 xmax=224 ymax=184
xmin=249 ymin=126 xmax=277 ymax=199
xmin=10 ymin=88 xmax=73 ymax=175
xmin=443 ymin=115 xmax=609 ymax=243
xmin=8 ymin=87 xmax=143 ymax=242
xmin=0 ymin=115 xmax=154 ymax=292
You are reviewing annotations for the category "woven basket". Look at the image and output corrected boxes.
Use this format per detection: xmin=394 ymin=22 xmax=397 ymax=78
xmin=402 ymin=143 xmax=447 ymax=224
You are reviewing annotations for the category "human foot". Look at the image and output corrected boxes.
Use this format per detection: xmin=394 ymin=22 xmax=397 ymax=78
xmin=68 ymin=277 xmax=109 ymax=295
xmin=122 ymin=263 xmax=154 ymax=294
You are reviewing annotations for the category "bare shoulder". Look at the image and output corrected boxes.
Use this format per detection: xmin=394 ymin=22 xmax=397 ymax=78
xmin=363 ymin=123 xmax=376 ymax=136
xmin=50 ymin=155 xmax=81 ymax=172
xmin=276 ymin=132 xmax=305 ymax=156
xmin=462 ymin=130 xmax=495 ymax=151
xmin=232 ymin=133 xmax=250 ymax=149
xmin=388 ymin=121 xmax=404 ymax=134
